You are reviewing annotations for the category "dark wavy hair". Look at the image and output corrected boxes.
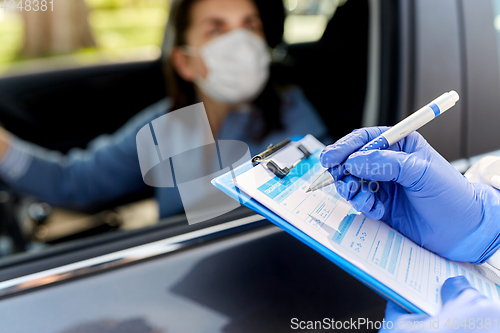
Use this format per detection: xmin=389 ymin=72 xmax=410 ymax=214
xmin=163 ymin=0 xmax=283 ymax=141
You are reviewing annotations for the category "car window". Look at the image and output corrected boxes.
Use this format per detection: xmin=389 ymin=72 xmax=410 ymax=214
xmin=283 ymin=0 xmax=347 ymax=44
xmin=0 ymin=0 xmax=168 ymax=75
xmin=0 ymin=0 xmax=357 ymax=268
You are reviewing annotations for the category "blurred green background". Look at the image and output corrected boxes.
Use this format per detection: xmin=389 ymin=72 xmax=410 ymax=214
xmin=0 ymin=0 xmax=342 ymax=74
xmin=0 ymin=0 xmax=169 ymax=73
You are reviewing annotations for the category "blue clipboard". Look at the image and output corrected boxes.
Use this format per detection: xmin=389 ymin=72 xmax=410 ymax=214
xmin=212 ymin=137 xmax=426 ymax=315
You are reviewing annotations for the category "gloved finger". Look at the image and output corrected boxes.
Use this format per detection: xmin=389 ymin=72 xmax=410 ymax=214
xmin=491 ymin=175 xmax=500 ymax=190
xmin=345 ymin=150 xmax=426 ymax=188
xmin=378 ymin=303 xmax=406 ymax=333
xmin=364 ymin=183 xmax=393 ymax=221
xmin=378 ymin=302 xmax=429 ymax=333
xmin=348 ymin=186 xmax=376 ymax=214
xmin=441 ymin=276 xmax=475 ymax=304
xmin=320 ymin=127 xmax=389 ymax=168
xmin=335 ymin=175 xmax=363 ymax=201
xmin=345 ymin=149 xmax=408 ymax=181
xmin=337 ymin=181 xmax=386 ymax=220
xmin=384 ymin=302 xmax=409 ymax=321
xmin=326 ymin=163 xmax=348 ymax=182
xmin=395 ymin=130 xmax=429 ymax=153
xmin=363 ymin=196 xmax=386 ymax=220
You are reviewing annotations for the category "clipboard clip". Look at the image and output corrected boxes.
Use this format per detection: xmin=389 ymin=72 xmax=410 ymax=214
xmin=251 ymin=138 xmax=311 ymax=179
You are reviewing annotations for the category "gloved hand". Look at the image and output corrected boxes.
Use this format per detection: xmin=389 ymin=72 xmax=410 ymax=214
xmin=379 ymin=276 xmax=500 ymax=333
xmin=320 ymin=127 xmax=500 ymax=263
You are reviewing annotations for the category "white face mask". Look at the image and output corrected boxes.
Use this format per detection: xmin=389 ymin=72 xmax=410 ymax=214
xmin=186 ymin=29 xmax=271 ymax=104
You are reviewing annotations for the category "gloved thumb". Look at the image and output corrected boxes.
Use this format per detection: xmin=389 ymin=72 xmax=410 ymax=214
xmin=383 ymin=302 xmax=410 ymax=322
xmin=344 ymin=149 xmax=416 ymax=185
xmin=379 ymin=302 xmax=430 ymax=333
xmin=441 ymin=276 xmax=475 ymax=304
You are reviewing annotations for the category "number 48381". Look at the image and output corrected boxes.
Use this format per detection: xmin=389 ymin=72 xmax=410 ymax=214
xmin=1 ymin=0 xmax=54 ymax=11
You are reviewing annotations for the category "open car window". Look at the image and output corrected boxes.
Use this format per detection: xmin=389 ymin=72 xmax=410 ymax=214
xmin=283 ymin=0 xmax=347 ymax=44
xmin=0 ymin=0 xmax=167 ymax=76
xmin=0 ymin=0 xmax=366 ymax=276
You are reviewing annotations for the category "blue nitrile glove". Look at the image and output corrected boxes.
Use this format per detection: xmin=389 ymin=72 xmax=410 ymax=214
xmin=320 ymin=127 xmax=500 ymax=263
xmin=379 ymin=276 xmax=500 ymax=333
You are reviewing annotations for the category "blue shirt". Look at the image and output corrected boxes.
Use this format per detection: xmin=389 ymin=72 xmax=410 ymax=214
xmin=0 ymin=87 xmax=330 ymax=218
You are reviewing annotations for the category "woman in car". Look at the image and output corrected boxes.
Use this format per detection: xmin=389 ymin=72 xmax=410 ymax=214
xmin=0 ymin=0 xmax=330 ymax=219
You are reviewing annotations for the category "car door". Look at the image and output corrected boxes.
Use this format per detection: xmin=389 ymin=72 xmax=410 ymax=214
xmin=383 ymin=0 xmax=500 ymax=168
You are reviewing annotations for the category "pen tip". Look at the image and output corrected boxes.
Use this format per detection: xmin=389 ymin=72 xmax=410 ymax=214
xmin=306 ymin=188 xmax=312 ymax=193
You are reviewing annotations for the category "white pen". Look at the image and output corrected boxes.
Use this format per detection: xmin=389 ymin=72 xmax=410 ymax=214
xmin=307 ymin=90 xmax=460 ymax=193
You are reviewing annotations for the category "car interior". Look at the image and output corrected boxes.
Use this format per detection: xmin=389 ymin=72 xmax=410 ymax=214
xmin=0 ymin=0 xmax=372 ymax=254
